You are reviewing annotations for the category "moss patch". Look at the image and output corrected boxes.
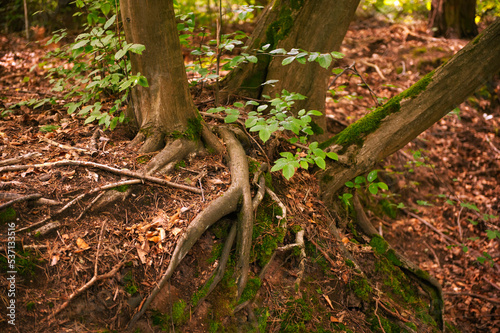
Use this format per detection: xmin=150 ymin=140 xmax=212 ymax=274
xmin=0 ymin=207 xmax=17 ymax=224
xmin=280 ymin=298 xmax=313 ymax=333
xmin=348 ymin=276 xmax=372 ymax=301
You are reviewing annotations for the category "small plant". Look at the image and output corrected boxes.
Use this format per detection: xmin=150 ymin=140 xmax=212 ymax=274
xmin=208 ymin=90 xmax=339 ymax=180
xmin=344 ymin=170 xmax=389 ymax=195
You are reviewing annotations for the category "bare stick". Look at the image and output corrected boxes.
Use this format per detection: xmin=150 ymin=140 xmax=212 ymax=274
xmin=40 ymin=137 xmax=94 ymax=154
xmin=46 ymin=260 xmax=126 ymax=320
xmin=0 ymin=152 xmax=41 ymax=167
xmin=0 ymin=160 xmax=201 ymax=193
xmin=17 ymin=179 xmax=142 ymax=233
xmin=444 ymin=291 xmax=500 ymax=304
xmin=0 ymin=193 xmax=41 ymax=210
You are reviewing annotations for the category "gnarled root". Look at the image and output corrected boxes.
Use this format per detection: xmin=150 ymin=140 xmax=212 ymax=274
xmin=127 ymin=126 xmax=254 ymax=329
xmin=353 ymin=194 xmax=444 ymax=330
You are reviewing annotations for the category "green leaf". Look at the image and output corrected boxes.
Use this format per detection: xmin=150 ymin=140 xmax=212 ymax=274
xmin=332 ymin=68 xmax=343 ymax=75
xmin=416 ymin=200 xmax=433 ymax=206
xmin=460 ymin=202 xmax=480 ymax=212
xmin=317 ymin=53 xmax=332 ymax=69
xmin=257 ymin=104 xmax=268 ymax=112
xmin=39 ymin=125 xmax=60 ymax=133
xmin=368 ymin=183 xmax=378 ymax=195
xmin=326 ymin=152 xmax=338 ymax=160
xmin=233 ymin=102 xmax=244 ymax=108
xmin=262 ymin=79 xmax=279 ymax=86
xmin=307 ymin=110 xmax=322 ymax=116
xmin=259 ymin=127 xmax=272 ymax=142
xmin=314 ymin=156 xmax=325 ymax=169
xmin=246 ymin=55 xmax=258 ymax=63
xmin=354 ymin=176 xmax=365 ymax=184
xmin=462 ymin=245 xmax=468 ymax=253
xmin=101 ymin=2 xmax=111 ymax=15
xmin=345 ymin=181 xmax=354 ymax=188
xmin=115 ymin=48 xmax=127 ymax=60
xmin=367 ymin=170 xmax=378 ymax=182
xmin=72 ymin=39 xmax=89 ymax=49
xmin=225 ymin=114 xmax=239 ymax=123
xmin=138 ymin=76 xmax=149 ymax=87
xmin=330 ymin=51 xmax=344 ymax=59
xmin=129 ymin=44 xmax=146 ymax=54
xmin=282 ymin=56 xmax=295 ymax=66
xmin=377 ymin=182 xmax=389 ymax=190
xmin=486 ymin=230 xmax=500 ymax=240
xmin=282 ymin=164 xmax=295 ymax=180
xmin=104 ymin=15 xmax=116 ymax=30
xmin=246 ymin=100 xmax=259 ymax=106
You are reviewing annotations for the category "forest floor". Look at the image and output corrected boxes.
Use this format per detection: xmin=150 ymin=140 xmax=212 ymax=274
xmin=0 ymin=15 xmax=499 ymax=333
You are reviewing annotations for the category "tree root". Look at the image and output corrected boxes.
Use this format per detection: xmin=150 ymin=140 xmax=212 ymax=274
xmin=0 ymin=193 xmax=41 ymax=210
xmin=352 ymin=194 xmax=444 ymax=330
xmin=126 ymin=126 xmax=254 ymax=329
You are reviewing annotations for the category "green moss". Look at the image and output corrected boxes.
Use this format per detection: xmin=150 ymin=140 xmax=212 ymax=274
xmin=0 ymin=207 xmax=16 ymax=223
xmin=349 ymin=276 xmax=372 ymax=301
xmin=412 ymin=46 xmax=427 ymax=55
xmin=472 ymin=33 xmax=482 ymax=45
xmin=374 ymin=258 xmax=420 ymax=305
xmin=113 ymin=184 xmax=130 ymax=193
xmin=386 ymin=249 xmax=402 ymax=266
xmin=320 ymin=71 xmax=434 ymax=150
xmin=123 ymin=271 xmax=138 ymax=295
xmin=135 ymin=155 xmax=151 ymax=164
xmin=331 ymin=323 xmax=355 ymax=333
xmin=380 ymin=199 xmax=397 ymax=219
xmin=405 ymin=322 xmax=418 ymax=330
xmin=252 ymin=196 xmax=286 ymax=267
xmin=445 ymin=321 xmax=461 ymax=333
xmin=369 ymin=235 xmax=389 ymax=255
xmin=239 ymin=277 xmax=261 ymax=304
xmin=370 ymin=314 xmax=401 ymax=333
xmin=415 ymin=269 xmax=430 ymax=280
xmin=280 ymin=298 xmax=312 ymax=333
xmin=291 ymin=225 xmax=303 ymax=233
xmin=172 ymin=115 xmax=203 ymax=141
xmin=345 ymin=259 xmax=355 ymax=268
xmin=152 ymin=300 xmax=188 ymax=330
xmin=171 ymin=300 xmax=188 ymax=325
xmin=175 ymin=160 xmax=186 ymax=170
xmin=248 ymin=158 xmax=261 ymax=173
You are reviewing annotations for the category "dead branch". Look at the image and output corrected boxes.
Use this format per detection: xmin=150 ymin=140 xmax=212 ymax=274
xmin=127 ymin=126 xmax=252 ymax=329
xmin=0 ymin=160 xmax=202 ymax=193
xmin=0 ymin=193 xmax=41 ymax=210
xmin=46 ymin=260 xmax=125 ymax=321
xmin=0 ymin=192 xmax=60 ymax=206
xmin=0 ymin=152 xmax=41 ymax=167
xmin=444 ymin=291 xmax=500 ymax=305
xmin=17 ymin=179 xmax=142 ymax=233
xmin=40 ymin=137 xmax=95 ymax=155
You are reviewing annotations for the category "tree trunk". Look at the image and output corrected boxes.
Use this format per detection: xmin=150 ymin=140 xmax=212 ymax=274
xmin=320 ymin=18 xmax=500 ymax=205
xmin=429 ymin=0 xmax=478 ymax=38
xmin=222 ymin=0 xmax=360 ymax=134
xmin=120 ymin=0 xmax=200 ymax=152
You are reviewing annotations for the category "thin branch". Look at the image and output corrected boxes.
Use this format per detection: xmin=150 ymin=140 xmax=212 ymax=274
xmin=444 ymin=291 xmax=500 ymax=304
xmin=0 ymin=160 xmax=202 ymax=193
xmin=0 ymin=193 xmax=41 ymax=210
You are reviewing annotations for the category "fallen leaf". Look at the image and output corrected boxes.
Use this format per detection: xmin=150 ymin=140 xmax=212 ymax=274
xmin=76 ymin=237 xmax=90 ymax=250
xmin=171 ymin=227 xmax=182 ymax=236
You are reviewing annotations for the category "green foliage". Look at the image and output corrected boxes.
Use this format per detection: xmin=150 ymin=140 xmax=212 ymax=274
xmin=345 ymin=170 xmax=389 ymax=196
xmin=239 ymin=277 xmax=261 ymax=304
xmin=151 ymin=300 xmax=188 ymax=330
xmin=348 ymin=276 xmax=373 ymax=301
xmin=11 ymin=0 xmax=148 ymax=130
xmin=0 ymin=207 xmax=17 ymax=223
xmin=208 ymin=90 xmax=338 ymax=180
xmin=123 ymin=271 xmax=138 ymax=295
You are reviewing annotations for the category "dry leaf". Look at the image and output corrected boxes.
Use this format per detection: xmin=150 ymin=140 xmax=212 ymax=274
xmin=171 ymin=227 xmax=182 ymax=236
xmin=50 ymin=255 xmax=59 ymax=266
xmin=136 ymin=245 xmax=148 ymax=264
xmin=323 ymin=294 xmax=334 ymax=310
xmin=330 ymin=316 xmax=339 ymax=322
xmin=342 ymin=237 xmax=349 ymax=244
xmin=76 ymin=237 xmax=90 ymax=249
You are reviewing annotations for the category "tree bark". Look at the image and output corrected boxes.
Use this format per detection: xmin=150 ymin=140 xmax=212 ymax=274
xmin=429 ymin=0 xmax=478 ymax=38
xmin=222 ymin=0 xmax=360 ymax=134
xmin=320 ymin=18 xmax=500 ymax=205
xmin=120 ymin=0 xmax=200 ymax=152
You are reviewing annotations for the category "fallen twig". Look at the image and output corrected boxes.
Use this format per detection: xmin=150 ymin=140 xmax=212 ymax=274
xmin=0 ymin=160 xmax=202 ymax=193
xmin=0 ymin=152 xmax=41 ymax=167
xmin=17 ymin=179 xmax=142 ymax=233
xmin=40 ymin=137 xmax=95 ymax=155
xmin=444 ymin=291 xmax=500 ymax=304
xmin=0 ymin=193 xmax=41 ymax=210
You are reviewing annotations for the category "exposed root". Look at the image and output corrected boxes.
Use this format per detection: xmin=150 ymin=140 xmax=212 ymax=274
xmin=127 ymin=126 xmax=253 ymax=329
xmin=139 ymin=130 xmax=165 ymax=153
xmin=17 ymin=179 xmax=143 ymax=233
xmin=0 ymin=160 xmax=201 ymax=193
xmin=145 ymin=138 xmax=201 ymax=174
xmin=0 ymin=193 xmax=41 ymax=210
xmin=352 ymin=194 xmax=444 ymax=330
xmin=0 ymin=152 xmax=40 ymax=167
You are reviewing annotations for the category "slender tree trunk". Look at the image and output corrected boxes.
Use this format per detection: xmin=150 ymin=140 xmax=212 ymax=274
xmin=120 ymin=0 xmax=200 ymax=152
xmin=222 ymin=0 xmax=360 ymax=134
xmin=429 ymin=0 xmax=478 ymax=38
xmin=320 ymin=18 xmax=500 ymax=205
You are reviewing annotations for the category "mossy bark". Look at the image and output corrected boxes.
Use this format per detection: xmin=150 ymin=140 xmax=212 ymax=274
xmin=221 ymin=0 xmax=360 ymax=134
xmin=120 ymin=0 xmax=200 ymax=152
xmin=320 ymin=18 xmax=500 ymax=205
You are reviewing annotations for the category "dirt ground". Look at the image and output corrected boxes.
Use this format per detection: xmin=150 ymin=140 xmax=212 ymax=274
xmin=0 ymin=15 xmax=499 ymax=333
